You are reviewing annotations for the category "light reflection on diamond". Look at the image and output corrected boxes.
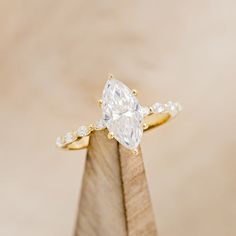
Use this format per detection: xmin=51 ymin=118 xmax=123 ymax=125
xmin=102 ymin=79 xmax=143 ymax=149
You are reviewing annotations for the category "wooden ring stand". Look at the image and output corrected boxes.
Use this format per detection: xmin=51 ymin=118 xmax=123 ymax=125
xmin=74 ymin=129 xmax=158 ymax=236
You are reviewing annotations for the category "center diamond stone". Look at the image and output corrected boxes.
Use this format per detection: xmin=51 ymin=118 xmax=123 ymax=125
xmin=102 ymin=79 xmax=144 ymax=150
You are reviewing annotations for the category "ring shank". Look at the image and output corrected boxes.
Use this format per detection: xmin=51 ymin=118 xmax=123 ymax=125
xmin=144 ymin=113 xmax=171 ymax=131
xmin=66 ymin=113 xmax=171 ymax=150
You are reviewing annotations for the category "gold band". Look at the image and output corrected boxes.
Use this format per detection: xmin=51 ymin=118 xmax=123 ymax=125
xmin=65 ymin=112 xmax=171 ymax=151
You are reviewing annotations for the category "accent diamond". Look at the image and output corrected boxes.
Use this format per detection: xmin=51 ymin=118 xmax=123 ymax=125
xmin=76 ymin=126 xmax=90 ymax=137
xmin=94 ymin=119 xmax=106 ymax=130
xmin=64 ymin=132 xmax=76 ymax=144
xmin=152 ymin=102 xmax=165 ymax=113
xmin=56 ymin=136 xmax=65 ymax=147
xmin=102 ymin=79 xmax=143 ymax=149
xmin=165 ymin=101 xmax=178 ymax=117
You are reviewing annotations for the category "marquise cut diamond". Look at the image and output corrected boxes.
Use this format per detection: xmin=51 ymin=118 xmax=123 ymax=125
xmin=102 ymin=79 xmax=143 ymax=149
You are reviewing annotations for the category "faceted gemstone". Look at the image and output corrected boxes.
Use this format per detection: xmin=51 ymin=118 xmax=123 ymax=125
xmin=94 ymin=119 xmax=106 ymax=130
xmin=56 ymin=136 xmax=65 ymax=147
xmin=102 ymin=79 xmax=143 ymax=149
xmin=64 ymin=132 xmax=76 ymax=144
xmin=165 ymin=101 xmax=183 ymax=117
xmin=76 ymin=126 xmax=90 ymax=137
xmin=152 ymin=102 xmax=165 ymax=113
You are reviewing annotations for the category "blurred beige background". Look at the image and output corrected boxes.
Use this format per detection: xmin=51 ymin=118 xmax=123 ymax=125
xmin=0 ymin=0 xmax=236 ymax=235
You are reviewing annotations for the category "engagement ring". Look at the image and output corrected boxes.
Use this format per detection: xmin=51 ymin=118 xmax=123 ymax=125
xmin=56 ymin=74 xmax=182 ymax=154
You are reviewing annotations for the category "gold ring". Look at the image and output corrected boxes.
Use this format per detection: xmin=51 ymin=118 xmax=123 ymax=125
xmin=56 ymin=74 xmax=182 ymax=154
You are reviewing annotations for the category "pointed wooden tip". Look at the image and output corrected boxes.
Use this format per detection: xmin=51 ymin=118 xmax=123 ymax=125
xmin=75 ymin=130 xmax=158 ymax=236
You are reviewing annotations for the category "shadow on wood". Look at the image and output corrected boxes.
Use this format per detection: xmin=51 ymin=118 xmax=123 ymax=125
xmin=74 ymin=130 xmax=158 ymax=236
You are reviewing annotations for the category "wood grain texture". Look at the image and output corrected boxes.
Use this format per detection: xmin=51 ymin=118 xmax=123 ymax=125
xmin=74 ymin=130 xmax=157 ymax=236
xmin=119 ymin=145 xmax=158 ymax=236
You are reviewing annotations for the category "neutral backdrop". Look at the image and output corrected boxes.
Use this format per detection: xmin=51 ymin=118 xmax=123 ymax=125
xmin=0 ymin=0 xmax=235 ymax=236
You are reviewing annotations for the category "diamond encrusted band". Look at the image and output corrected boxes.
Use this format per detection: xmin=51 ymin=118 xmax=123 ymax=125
xmin=56 ymin=76 xmax=182 ymax=153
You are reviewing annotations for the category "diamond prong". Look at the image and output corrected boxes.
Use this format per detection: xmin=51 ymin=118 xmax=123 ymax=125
xmin=132 ymin=89 xmax=138 ymax=96
xmin=143 ymin=123 xmax=149 ymax=130
xmin=108 ymin=73 xmax=114 ymax=79
xmin=89 ymin=124 xmax=94 ymax=131
xmin=107 ymin=132 xmax=114 ymax=139
xmin=97 ymin=99 xmax=103 ymax=107
xmin=149 ymin=106 xmax=154 ymax=113
xmin=132 ymin=148 xmax=139 ymax=156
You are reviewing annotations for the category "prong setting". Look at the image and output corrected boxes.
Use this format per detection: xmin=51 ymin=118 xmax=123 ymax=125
xmin=98 ymin=99 xmax=103 ymax=107
xmin=132 ymin=148 xmax=139 ymax=156
xmin=149 ymin=106 xmax=154 ymax=113
xmin=107 ymin=132 xmax=114 ymax=140
xmin=89 ymin=124 xmax=94 ymax=131
xmin=108 ymin=73 xmax=114 ymax=79
xmin=143 ymin=123 xmax=149 ymax=130
xmin=132 ymin=89 xmax=138 ymax=96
